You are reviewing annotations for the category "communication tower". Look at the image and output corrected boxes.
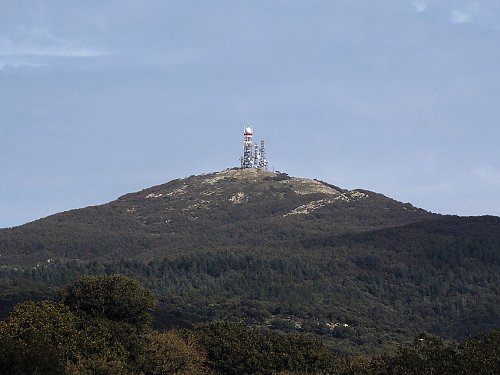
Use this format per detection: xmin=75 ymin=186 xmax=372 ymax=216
xmin=258 ymin=140 xmax=268 ymax=170
xmin=240 ymin=126 xmax=268 ymax=170
xmin=241 ymin=127 xmax=254 ymax=168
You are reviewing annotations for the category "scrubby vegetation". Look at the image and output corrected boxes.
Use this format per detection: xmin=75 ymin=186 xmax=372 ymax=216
xmin=0 ymin=170 xmax=433 ymax=266
xmin=0 ymin=275 xmax=498 ymax=374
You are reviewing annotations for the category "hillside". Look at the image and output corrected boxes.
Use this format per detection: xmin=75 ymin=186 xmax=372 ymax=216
xmin=0 ymin=169 xmax=498 ymax=354
xmin=0 ymin=168 xmax=432 ymax=266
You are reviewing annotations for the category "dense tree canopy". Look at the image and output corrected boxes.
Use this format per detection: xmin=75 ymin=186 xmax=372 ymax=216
xmin=0 ymin=275 xmax=196 ymax=375
xmin=61 ymin=274 xmax=157 ymax=328
xmin=0 ymin=301 xmax=78 ymax=375
xmin=138 ymin=331 xmax=210 ymax=375
xmin=0 ymin=274 xmax=498 ymax=374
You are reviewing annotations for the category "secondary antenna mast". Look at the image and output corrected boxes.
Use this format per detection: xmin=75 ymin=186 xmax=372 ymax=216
xmin=258 ymin=140 xmax=268 ymax=170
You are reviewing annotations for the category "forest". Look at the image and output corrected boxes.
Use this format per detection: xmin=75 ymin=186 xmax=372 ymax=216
xmin=1 ymin=274 xmax=498 ymax=375
xmin=1 ymin=216 xmax=499 ymax=354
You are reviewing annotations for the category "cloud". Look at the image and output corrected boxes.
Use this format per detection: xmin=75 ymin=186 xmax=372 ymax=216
xmin=0 ymin=61 xmax=43 ymax=70
xmin=451 ymin=9 xmax=473 ymax=24
xmin=0 ymin=27 xmax=106 ymax=57
xmin=451 ymin=3 xmax=484 ymax=25
xmin=410 ymin=0 xmax=427 ymax=13
xmin=0 ymin=36 xmax=105 ymax=57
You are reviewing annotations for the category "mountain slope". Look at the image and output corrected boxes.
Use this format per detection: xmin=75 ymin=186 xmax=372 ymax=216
xmin=0 ymin=168 xmax=433 ymax=266
xmin=1 ymin=169 xmax=498 ymax=354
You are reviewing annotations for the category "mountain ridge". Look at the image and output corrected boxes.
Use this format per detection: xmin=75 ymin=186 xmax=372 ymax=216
xmin=1 ymin=168 xmax=436 ymax=266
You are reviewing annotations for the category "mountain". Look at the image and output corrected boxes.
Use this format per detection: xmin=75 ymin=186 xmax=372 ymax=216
xmin=1 ymin=168 xmax=499 ymax=354
xmin=0 ymin=168 xmax=432 ymax=266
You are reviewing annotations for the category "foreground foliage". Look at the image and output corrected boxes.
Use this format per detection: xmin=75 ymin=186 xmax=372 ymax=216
xmin=0 ymin=301 xmax=78 ymax=374
xmin=0 ymin=275 xmax=210 ymax=375
xmin=339 ymin=331 xmax=500 ymax=375
xmin=190 ymin=321 xmax=334 ymax=374
xmin=0 ymin=274 xmax=498 ymax=374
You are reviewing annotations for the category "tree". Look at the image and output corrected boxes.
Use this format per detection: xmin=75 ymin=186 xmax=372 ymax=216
xmin=369 ymin=334 xmax=459 ymax=375
xmin=0 ymin=275 xmax=164 ymax=374
xmin=0 ymin=301 xmax=78 ymax=375
xmin=61 ymin=274 xmax=158 ymax=371
xmin=69 ymin=317 xmax=130 ymax=374
xmin=190 ymin=321 xmax=334 ymax=375
xmin=458 ymin=329 xmax=500 ymax=375
xmin=61 ymin=274 xmax=157 ymax=328
xmin=137 ymin=331 xmax=211 ymax=375
xmin=65 ymin=354 xmax=130 ymax=375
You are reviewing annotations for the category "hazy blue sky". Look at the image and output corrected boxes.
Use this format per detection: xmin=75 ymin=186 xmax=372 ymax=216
xmin=2 ymin=0 xmax=500 ymax=227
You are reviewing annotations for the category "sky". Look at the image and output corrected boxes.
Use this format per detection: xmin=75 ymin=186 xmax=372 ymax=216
xmin=1 ymin=0 xmax=500 ymax=228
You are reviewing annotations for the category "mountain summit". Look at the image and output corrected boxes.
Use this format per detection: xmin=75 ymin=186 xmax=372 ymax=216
xmin=1 ymin=169 xmax=432 ymax=266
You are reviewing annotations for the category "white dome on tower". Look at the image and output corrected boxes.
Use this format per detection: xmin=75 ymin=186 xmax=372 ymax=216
xmin=240 ymin=125 xmax=268 ymax=171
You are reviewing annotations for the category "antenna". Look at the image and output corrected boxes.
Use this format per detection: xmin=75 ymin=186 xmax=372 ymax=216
xmin=240 ymin=126 xmax=269 ymax=170
xmin=259 ymin=140 xmax=268 ymax=170
xmin=241 ymin=126 xmax=254 ymax=169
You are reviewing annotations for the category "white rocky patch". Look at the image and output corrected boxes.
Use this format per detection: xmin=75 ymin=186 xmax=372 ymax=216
xmin=283 ymin=190 xmax=368 ymax=217
xmin=229 ymin=192 xmax=246 ymax=204
xmin=326 ymin=322 xmax=349 ymax=330
xmin=165 ymin=185 xmax=187 ymax=196
xmin=203 ymin=169 xmax=239 ymax=184
xmin=183 ymin=200 xmax=211 ymax=211
xmin=203 ymin=174 xmax=228 ymax=185
xmin=283 ymin=177 xmax=341 ymax=196
xmin=349 ymin=190 xmax=368 ymax=199
xmin=283 ymin=199 xmax=336 ymax=217
xmin=204 ymin=168 xmax=277 ymax=184
xmin=146 ymin=193 xmax=163 ymax=199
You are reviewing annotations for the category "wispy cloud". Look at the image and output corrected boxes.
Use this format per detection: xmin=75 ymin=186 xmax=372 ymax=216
xmin=451 ymin=9 xmax=473 ymax=24
xmin=451 ymin=2 xmax=483 ymax=25
xmin=0 ymin=38 xmax=105 ymax=57
xmin=0 ymin=61 xmax=43 ymax=70
xmin=0 ymin=27 xmax=106 ymax=58
xmin=410 ymin=0 xmax=428 ymax=13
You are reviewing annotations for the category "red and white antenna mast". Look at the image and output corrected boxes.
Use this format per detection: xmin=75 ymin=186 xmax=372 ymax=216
xmin=241 ymin=126 xmax=254 ymax=168
xmin=240 ymin=126 xmax=268 ymax=170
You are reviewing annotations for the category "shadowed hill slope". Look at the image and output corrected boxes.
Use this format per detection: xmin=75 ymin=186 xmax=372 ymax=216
xmin=0 ymin=168 xmax=434 ymax=266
